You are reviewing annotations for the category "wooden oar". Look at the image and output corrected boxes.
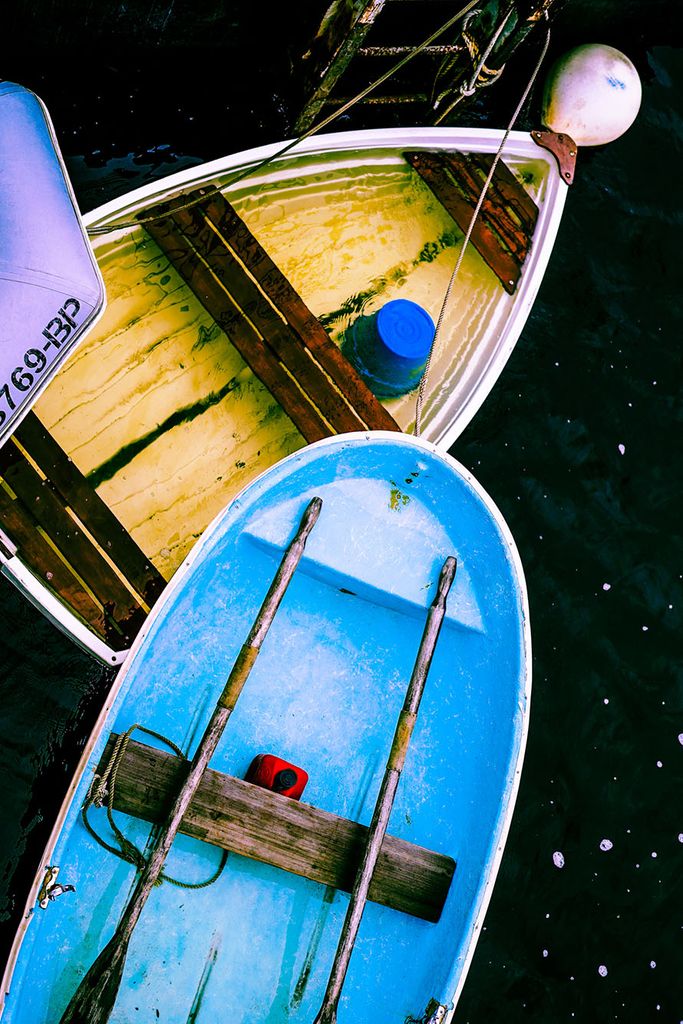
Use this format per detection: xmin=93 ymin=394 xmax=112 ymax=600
xmin=313 ymin=555 xmax=456 ymax=1024
xmin=59 ymin=496 xmax=322 ymax=1024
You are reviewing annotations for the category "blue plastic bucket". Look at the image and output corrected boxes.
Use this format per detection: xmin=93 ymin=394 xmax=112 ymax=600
xmin=342 ymin=298 xmax=434 ymax=398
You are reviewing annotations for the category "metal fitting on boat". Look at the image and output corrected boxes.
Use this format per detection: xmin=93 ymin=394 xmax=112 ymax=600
xmin=37 ymin=866 xmax=76 ymax=910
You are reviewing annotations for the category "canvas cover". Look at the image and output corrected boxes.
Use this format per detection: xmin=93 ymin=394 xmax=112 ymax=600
xmin=0 ymin=81 xmax=105 ymax=448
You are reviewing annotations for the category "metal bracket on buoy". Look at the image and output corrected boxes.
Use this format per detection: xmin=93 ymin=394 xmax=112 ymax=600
xmin=531 ymin=128 xmax=577 ymax=185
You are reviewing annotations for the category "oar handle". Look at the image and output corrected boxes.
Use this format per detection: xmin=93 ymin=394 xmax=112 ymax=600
xmin=219 ymin=495 xmax=322 ymax=711
xmin=59 ymin=496 xmax=322 ymax=1024
xmin=121 ymin=496 xmax=323 ymax=936
xmin=313 ymin=555 xmax=457 ymax=1024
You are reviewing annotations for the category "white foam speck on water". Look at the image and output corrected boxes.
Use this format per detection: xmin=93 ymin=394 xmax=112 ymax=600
xmin=650 ymin=961 xmax=657 ymax=968
xmin=678 ymin=733 xmax=683 ymax=745
xmin=602 ymin=582 xmax=611 ymax=590
xmin=678 ymin=834 xmax=683 ymax=844
xmin=618 ymin=443 xmax=626 ymax=454
xmin=600 ymin=839 xmax=613 ymax=851
xmin=598 ymin=965 xmax=608 ymax=977
xmin=553 ymin=851 xmax=565 ymax=868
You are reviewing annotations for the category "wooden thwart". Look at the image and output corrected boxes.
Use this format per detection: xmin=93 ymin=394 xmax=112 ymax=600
xmin=405 ymin=150 xmax=539 ymax=294
xmin=142 ymin=187 xmax=400 ymax=444
xmin=101 ymin=735 xmax=456 ymax=923
xmin=0 ymin=412 xmax=165 ymax=648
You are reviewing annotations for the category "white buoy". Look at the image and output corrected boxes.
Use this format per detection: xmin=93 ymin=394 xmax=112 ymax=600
xmin=541 ymin=44 xmax=642 ymax=146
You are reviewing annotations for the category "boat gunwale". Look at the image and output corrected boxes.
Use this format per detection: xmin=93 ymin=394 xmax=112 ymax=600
xmin=81 ymin=126 xmax=562 ymax=233
xmin=0 ymin=430 xmax=531 ymax=1022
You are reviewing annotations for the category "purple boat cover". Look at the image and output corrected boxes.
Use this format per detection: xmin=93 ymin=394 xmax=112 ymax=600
xmin=0 ymin=81 xmax=105 ymax=447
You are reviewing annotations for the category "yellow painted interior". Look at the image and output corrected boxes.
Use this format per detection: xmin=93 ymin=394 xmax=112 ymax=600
xmin=34 ymin=148 xmax=550 ymax=581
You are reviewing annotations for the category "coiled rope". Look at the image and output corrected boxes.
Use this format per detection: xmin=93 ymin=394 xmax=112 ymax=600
xmin=433 ymin=4 xmax=515 ymax=122
xmin=413 ymin=9 xmax=551 ymax=437
xmin=83 ymin=723 xmax=228 ymax=889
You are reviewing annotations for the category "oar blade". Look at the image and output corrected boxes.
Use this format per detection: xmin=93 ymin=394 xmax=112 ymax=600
xmin=59 ymin=932 xmax=131 ymax=1024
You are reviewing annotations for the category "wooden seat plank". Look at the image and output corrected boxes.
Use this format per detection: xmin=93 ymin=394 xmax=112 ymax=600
xmin=143 ymin=188 xmax=400 ymax=440
xmin=172 ymin=203 xmax=369 ymax=435
xmin=199 ymin=189 xmax=401 ymax=434
xmin=0 ymin=484 xmax=108 ymax=636
xmin=144 ymin=213 xmax=332 ymax=444
xmin=0 ymin=441 xmax=148 ymax=644
xmin=101 ymin=735 xmax=456 ymax=923
xmin=405 ymin=150 xmax=539 ymax=294
xmin=14 ymin=412 xmax=165 ymax=606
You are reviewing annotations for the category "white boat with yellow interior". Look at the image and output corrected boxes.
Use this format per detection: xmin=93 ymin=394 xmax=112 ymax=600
xmin=0 ymin=82 xmax=569 ymax=663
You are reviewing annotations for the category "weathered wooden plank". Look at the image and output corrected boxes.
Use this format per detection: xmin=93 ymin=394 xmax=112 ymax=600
xmin=101 ymin=735 xmax=456 ymax=923
xmin=144 ymin=189 xmax=400 ymax=436
xmin=293 ymin=0 xmax=389 ymax=133
xmin=472 ymin=153 xmax=538 ymax=234
xmin=405 ymin=150 xmax=539 ymax=294
xmin=442 ymin=164 xmax=526 ymax=260
xmin=144 ymin=213 xmax=332 ymax=444
xmin=173 ymin=203 xmax=369 ymax=435
xmin=199 ymin=189 xmax=401 ymax=433
xmin=0 ymin=483 xmax=108 ymax=635
xmin=14 ymin=412 xmax=166 ymax=606
xmin=0 ymin=440 xmax=147 ymax=643
xmin=443 ymin=152 xmax=537 ymax=256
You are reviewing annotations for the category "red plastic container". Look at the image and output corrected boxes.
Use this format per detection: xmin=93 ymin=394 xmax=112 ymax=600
xmin=245 ymin=753 xmax=308 ymax=800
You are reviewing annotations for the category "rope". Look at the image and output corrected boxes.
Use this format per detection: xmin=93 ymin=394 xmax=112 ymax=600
xmin=86 ymin=0 xmax=481 ymax=238
xmin=430 ymin=8 xmax=506 ymax=117
xmin=83 ymin=723 xmax=228 ymax=889
xmin=413 ymin=9 xmax=551 ymax=438
xmin=437 ymin=4 xmax=514 ymax=117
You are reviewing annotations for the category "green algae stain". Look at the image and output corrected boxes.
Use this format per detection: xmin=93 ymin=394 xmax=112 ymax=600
xmin=389 ymin=483 xmax=411 ymax=510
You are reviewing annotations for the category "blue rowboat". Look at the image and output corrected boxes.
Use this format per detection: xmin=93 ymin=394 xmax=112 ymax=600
xmin=0 ymin=431 xmax=529 ymax=1023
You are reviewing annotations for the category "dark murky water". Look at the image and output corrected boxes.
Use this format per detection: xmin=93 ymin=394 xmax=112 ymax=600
xmin=1 ymin=3 xmax=681 ymax=1020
